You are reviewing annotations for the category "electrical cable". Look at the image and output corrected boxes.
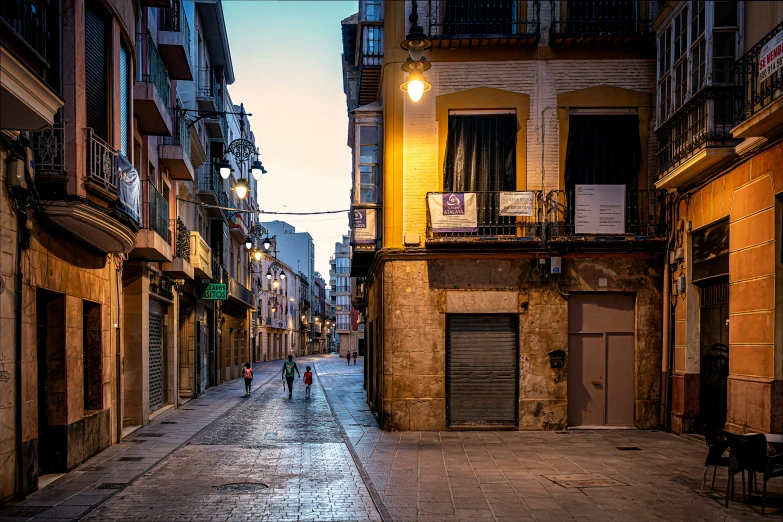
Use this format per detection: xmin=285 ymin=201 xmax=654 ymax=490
xmin=176 ymin=196 xmax=349 ymax=215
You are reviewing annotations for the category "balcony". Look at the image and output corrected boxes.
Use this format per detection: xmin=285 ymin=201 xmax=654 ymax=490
xmin=196 ymin=66 xmax=219 ymax=112
xmin=655 ymin=86 xmax=738 ymax=189
xmin=425 ymin=191 xmax=544 ymax=245
xmin=332 ymin=285 xmax=351 ymax=293
xmin=357 ymin=24 xmax=383 ymax=106
xmin=31 ymin=115 xmax=67 ymax=199
xmin=134 ymin=33 xmax=172 ymax=136
xmin=550 ymin=0 xmax=654 ymax=45
xmin=162 ymin=218 xmax=194 ymax=279
xmin=427 ymin=0 xmax=540 ymax=49
xmin=228 ymin=213 xmax=248 ymax=240
xmin=84 ymin=128 xmax=119 ymax=198
xmin=160 ymin=103 xmax=194 ymax=181
xmin=131 ymin=180 xmax=172 ymax=262
xmin=204 ymin=91 xmax=227 ymax=141
xmin=197 ymin=165 xmax=229 ymax=218
xmin=227 ymin=278 xmax=255 ymax=309
xmin=733 ymin=21 xmax=783 ymax=140
xmin=351 ymin=277 xmax=367 ymax=311
xmin=546 ymin=189 xmax=667 ymax=243
xmin=157 ymin=0 xmax=193 ymax=80
xmin=211 ymin=253 xmax=227 ymax=283
xmin=0 ymin=1 xmax=64 ymax=130
xmin=189 ymin=231 xmax=212 ymax=279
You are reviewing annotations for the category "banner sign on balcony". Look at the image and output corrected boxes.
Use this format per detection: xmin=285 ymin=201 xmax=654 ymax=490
xmin=428 ymin=193 xmax=477 ymax=233
xmin=575 ymin=185 xmax=626 ymax=235
xmin=760 ymin=30 xmax=783 ymax=82
xmin=198 ymin=283 xmax=227 ymax=300
xmin=353 ymin=208 xmax=376 ymax=243
xmin=499 ymin=192 xmax=535 ymax=217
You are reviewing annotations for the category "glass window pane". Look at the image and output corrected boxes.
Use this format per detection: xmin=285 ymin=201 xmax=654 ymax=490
xmin=360 ymin=125 xmax=378 ymax=145
xmin=691 ymin=1 xmax=705 ymax=41
xmin=360 ymin=145 xmax=377 ymax=164
xmin=360 ymin=167 xmax=374 ymax=184
xmin=714 ymin=1 xmax=738 ymax=27
xmin=360 ymin=187 xmax=375 ymax=203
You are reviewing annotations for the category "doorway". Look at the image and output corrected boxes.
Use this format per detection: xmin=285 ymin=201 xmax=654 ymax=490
xmin=567 ymin=293 xmax=635 ymax=427
xmin=36 ymin=290 xmax=66 ymax=475
xmin=699 ymin=279 xmax=729 ymax=430
xmin=446 ymin=314 xmax=518 ymax=428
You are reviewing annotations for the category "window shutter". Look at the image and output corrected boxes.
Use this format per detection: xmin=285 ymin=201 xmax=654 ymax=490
xmin=119 ymin=44 xmax=129 ymax=157
xmin=85 ymin=7 xmax=108 ymax=141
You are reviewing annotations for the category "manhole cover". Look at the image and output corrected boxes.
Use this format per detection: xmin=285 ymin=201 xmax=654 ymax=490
xmin=161 ymin=421 xmax=177 ymax=425
xmin=118 ymin=457 xmax=144 ymax=462
xmin=80 ymin=466 xmax=105 ymax=471
xmin=198 ymin=404 xmax=211 ymax=407
xmin=616 ymin=446 xmax=642 ymax=451
xmin=212 ymin=483 xmax=269 ymax=493
xmin=544 ymin=474 xmax=629 ymax=488
xmin=130 ymin=439 xmax=146 ymax=443
xmin=143 ymin=433 xmax=165 ymax=437
xmin=96 ymin=483 xmax=128 ymax=489
xmin=0 ymin=506 xmax=50 ymax=517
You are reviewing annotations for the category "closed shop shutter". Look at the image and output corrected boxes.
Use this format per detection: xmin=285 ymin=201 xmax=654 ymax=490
xmin=447 ymin=314 xmax=518 ymax=428
xmin=149 ymin=311 xmax=163 ymax=412
xmin=85 ymin=7 xmax=108 ymax=141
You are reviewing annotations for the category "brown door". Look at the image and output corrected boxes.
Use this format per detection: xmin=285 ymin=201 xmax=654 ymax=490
xmin=567 ymin=293 xmax=635 ymax=427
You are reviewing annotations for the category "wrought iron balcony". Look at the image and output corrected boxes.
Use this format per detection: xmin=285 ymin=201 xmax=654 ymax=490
xmin=656 ymin=86 xmax=736 ymax=179
xmin=84 ymin=127 xmax=119 ymax=196
xmin=136 ymin=33 xmax=170 ymax=107
xmin=160 ymin=101 xmax=193 ymax=180
xmin=546 ymin=189 xmax=667 ymax=241
xmin=228 ymin=278 xmax=255 ymax=309
xmin=426 ymin=191 xmax=544 ymax=243
xmin=550 ymin=0 xmax=654 ymax=44
xmin=733 ymin=21 xmax=783 ymax=139
xmin=427 ymin=0 xmax=540 ymax=47
xmin=211 ymin=252 xmax=222 ymax=282
xmin=142 ymin=180 xmax=170 ymax=243
xmin=174 ymin=217 xmax=189 ymax=258
xmin=159 ymin=0 xmax=190 ymax=55
xmin=1 ymin=0 xmax=50 ymax=59
xmin=197 ymin=164 xmax=229 ymax=216
xmin=31 ymin=114 xmax=65 ymax=176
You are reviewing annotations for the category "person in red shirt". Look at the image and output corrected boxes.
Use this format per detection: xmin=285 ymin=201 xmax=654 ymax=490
xmin=303 ymin=366 xmax=313 ymax=398
xmin=242 ymin=362 xmax=253 ymax=397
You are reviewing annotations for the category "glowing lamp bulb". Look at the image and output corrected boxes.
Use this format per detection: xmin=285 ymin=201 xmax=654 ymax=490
xmin=407 ymin=80 xmax=424 ymax=102
xmin=253 ymin=249 xmax=262 ymax=261
xmin=234 ymin=179 xmax=249 ymax=200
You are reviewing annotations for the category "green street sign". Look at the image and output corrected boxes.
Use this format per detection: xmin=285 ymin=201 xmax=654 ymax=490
xmin=199 ymin=283 xmax=227 ymax=300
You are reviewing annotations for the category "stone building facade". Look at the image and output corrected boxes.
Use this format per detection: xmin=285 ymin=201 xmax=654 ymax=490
xmin=343 ymin=1 xmax=667 ymax=431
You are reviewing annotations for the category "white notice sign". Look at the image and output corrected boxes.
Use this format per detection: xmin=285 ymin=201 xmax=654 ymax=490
xmin=427 ymin=193 xmax=478 ymax=233
xmin=499 ymin=192 xmax=535 ymax=217
xmin=575 ymin=185 xmax=626 ymax=235
xmin=760 ymin=30 xmax=783 ymax=82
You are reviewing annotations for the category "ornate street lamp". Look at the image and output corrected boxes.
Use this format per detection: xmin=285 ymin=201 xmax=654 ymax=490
xmin=400 ymin=0 xmax=432 ymax=103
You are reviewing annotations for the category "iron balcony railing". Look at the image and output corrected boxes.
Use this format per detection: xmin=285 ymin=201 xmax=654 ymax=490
xmin=656 ymin=86 xmax=736 ymax=176
xmin=734 ymin=21 xmax=783 ymax=123
xmin=136 ymin=32 xmax=171 ymax=106
xmin=197 ymin=66 xmax=217 ymax=97
xmin=85 ymin=128 xmax=118 ymax=194
xmin=173 ymin=217 xmax=189 ymax=258
xmin=1 ymin=0 xmax=50 ymax=59
xmin=163 ymin=100 xmax=191 ymax=156
xmin=229 ymin=278 xmax=255 ymax=308
xmin=551 ymin=0 xmax=652 ymax=37
xmin=211 ymin=252 xmax=222 ymax=282
xmin=332 ymin=286 xmax=351 ymax=293
xmin=143 ymin=180 xmax=170 ymax=243
xmin=546 ymin=189 xmax=667 ymax=239
xmin=159 ymin=0 xmax=191 ymax=57
xmin=31 ymin=113 xmax=65 ymax=175
xmin=426 ymin=191 xmax=544 ymax=241
xmin=428 ymin=0 xmax=540 ymax=38
xmin=198 ymin=164 xmax=229 ymax=208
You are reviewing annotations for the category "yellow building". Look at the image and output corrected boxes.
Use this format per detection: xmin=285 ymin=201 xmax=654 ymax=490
xmin=344 ymin=1 xmax=668 ymax=431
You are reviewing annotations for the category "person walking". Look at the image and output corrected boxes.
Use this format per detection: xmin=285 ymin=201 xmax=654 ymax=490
xmin=303 ymin=366 xmax=313 ymax=398
xmin=346 ymin=351 xmax=351 ymax=365
xmin=242 ymin=362 xmax=253 ymax=397
xmin=353 ymin=351 xmax=358 ymax=365
xmin=282 ymin=355 xmax=300 ymax=399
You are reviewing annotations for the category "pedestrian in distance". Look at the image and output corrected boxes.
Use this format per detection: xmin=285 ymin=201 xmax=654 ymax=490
xmin=346 ymin=351 xmax=351 ymax=365
xmin=282 ymin=355 xmax=300 ymax=399
xmin=303 ymin=366 xmax=313 ymax=398
xmin=353 ymin=351 xmax=357 ymax=365
xmin=242 ymin=362 xmax=253 ymax=397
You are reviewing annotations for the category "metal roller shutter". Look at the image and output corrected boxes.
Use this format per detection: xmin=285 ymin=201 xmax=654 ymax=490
xmin=149 ymin=311 xmax=163 ymax=412
xmin=84 ymin=6 xmax=108 ymax=141
xmin=447 ymin=314 xmax=518 ymax=428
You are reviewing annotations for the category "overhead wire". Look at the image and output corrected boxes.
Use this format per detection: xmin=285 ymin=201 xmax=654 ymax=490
xmin=176 ymin=196 xmax=349 ymax=215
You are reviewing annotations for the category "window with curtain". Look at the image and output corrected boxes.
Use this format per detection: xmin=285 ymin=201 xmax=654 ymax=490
xmin=564 ymin=115 xmax=641 ymax=193
xmin=443 ymin=114 xmax=517 ymax=192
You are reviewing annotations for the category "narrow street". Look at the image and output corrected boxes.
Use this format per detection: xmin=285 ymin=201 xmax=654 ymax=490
xmin=0 ymin=355 xmax=775 ymax=522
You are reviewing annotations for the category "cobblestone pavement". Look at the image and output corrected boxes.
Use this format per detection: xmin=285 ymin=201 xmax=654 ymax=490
xmin=314 ymin=355 xmax=781 ymax=522
xmin=82 ymin=357 xmax=382 ymax=522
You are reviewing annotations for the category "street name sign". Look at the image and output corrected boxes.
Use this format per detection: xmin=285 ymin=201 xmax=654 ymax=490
xmin=199 ymin=283 xmax=227 ymax=300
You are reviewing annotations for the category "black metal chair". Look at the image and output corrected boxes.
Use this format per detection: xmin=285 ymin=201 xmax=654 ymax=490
xmin=701 ymin=423 xmax=729 ymax=496
xmin=723 ymin=431 xmax=783 ymax=514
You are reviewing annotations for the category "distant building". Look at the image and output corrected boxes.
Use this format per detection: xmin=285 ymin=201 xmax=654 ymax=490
xmin=330 ymin=235 xmax=361 ymax=357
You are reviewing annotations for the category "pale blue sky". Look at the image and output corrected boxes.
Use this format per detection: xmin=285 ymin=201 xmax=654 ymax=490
xmin=223 ymin=1 xmax=357 ymax=279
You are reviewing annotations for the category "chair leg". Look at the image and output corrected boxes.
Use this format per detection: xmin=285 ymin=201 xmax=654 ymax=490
xmin=742 ymin=471 xmax=746 ymax=503
xmin=702 ymin=466 xmax=708 ymax=496
xmin=762 ymin=477 xmax=767 ymax=515
xmin=727 ymin=470 xmax=733 ymax=507
xmin=711 ymin=466 xmax=717 ymax=490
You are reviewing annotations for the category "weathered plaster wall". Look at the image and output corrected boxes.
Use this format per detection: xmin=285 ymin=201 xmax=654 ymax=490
xmin=377 ymin=254 xmax=662 ymax=431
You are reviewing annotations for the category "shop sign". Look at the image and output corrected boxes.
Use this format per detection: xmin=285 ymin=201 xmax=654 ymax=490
xmin=271 ymin=318 xmax=286 ymax=329
xmin=575 ymin=185 xmax=625 ymax=235
xmin=499 ymin=191 xmax=535 ymax=216
xmin=760 ymin=30 xmax=783 ymax=82
xmin=199 ymin=283 xmax=227 ymax=300
xmin=427 ymin=193 xmax=477 ymax=233
xmin=353 ymin=209 xmax=376 ymax=243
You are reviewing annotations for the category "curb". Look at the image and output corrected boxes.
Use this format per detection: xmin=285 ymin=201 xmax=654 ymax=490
xmin=313 ymin=359 xmax=391 ymax=522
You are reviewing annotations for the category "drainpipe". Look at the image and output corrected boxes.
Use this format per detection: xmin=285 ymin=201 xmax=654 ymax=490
xmin=660 ymin=261 xmax=670 ymax=428
xmin=14 ymin=211 xmax=27 ymax=500
xmin=115 ymin=260 xmax=123 ymax=443
xmin=665 ymin=296 xmax=675 ymax=432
